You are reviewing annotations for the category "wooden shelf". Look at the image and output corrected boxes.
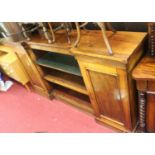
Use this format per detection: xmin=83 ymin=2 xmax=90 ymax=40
xmin=52 ymin=85 xmax=93 ymax=114
xmin=36 ymin=52 xmax=81 ymax=76
xmin=44 ymin=70 xmax=88 ymax=95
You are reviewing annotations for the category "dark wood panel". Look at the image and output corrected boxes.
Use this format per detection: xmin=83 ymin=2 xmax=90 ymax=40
xmin=146 ymin=94 xmax=155 ymax=132
xmin=136 ymin=80 xmax=147 ymax=91
xmin=89 ymin=70 xmax=124 ymax=124
xmin=148 ymin=81 xmax=155 ymax=92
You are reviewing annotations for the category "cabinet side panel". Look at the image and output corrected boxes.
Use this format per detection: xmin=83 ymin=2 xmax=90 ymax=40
xmin=127 ymin=73 xmax=138 ymax=129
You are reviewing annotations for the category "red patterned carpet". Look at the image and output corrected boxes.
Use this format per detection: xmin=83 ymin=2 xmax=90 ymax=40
xmin=0 ymin=82 xmax=115 ymax=133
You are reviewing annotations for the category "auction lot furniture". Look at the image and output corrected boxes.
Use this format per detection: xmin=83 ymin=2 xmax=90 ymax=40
xmin=132 ymin=55 xmax=155 ymax=133
xmin=132 ymin=23 xmax=155 ymax=133
xmin=0 ymin=45 xmax=30 ymax=90
xmin=19 ymin=30 xmax=147 ymax=132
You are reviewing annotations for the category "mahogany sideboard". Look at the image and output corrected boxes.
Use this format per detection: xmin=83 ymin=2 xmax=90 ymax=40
xmin=11 ymin=30 xmax=147 ymax=132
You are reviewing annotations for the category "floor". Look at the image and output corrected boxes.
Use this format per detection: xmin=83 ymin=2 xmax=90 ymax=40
xmin=0 ymin=81 xmax=115 ymax=133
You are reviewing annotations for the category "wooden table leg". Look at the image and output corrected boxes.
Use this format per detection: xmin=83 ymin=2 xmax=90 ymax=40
xmin=24 ymin=83 xmax=31 ymax=92
xmin=138 ymin=91 xmax=147 ymax=132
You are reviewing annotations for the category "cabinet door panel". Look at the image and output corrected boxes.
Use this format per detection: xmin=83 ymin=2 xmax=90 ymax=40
xmin=89 ymin=70 xmax=124 ymax=123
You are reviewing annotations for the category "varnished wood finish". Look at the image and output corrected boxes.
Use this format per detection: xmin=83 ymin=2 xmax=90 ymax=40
xmin=16 ymin=44 xmax=52 ymax=96
xmin=74 ymin=31 xmax=146 ymax=132
xmin=132 ymin=56 xmax=155 ymax=80
xmin=25 ymin=47 xmax=52 ymax=91
xmin=136 ymin=80 xmax=147 ymax=91
xmin=52 ymin=86 xmax=93 ymax=114
xmin=132 ymin=56 xmax=155 ymax=132
xmin=28 ymin=30 xmax=146 ymax=61
xmin=0 ymin=44 xmax=30 ymax=86
xmin=22 ymin=30 xmax=147 ymax=132
xmin=78 ymin=61 xmax=137 ymax=131
xmin=1 ymin=42 xmax=52 ymax=96
xmin=88 ymin=70 xmax=124 ymax=123
xmin=44 ymin=71 xmax=88 ymax=95
xmin=146 ymin=94 xmax=155 ymax=132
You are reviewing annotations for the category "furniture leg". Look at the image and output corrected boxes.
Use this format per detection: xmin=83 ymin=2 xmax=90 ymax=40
xmin=106 ymin=22 xmax=116 ymax=33
xmin=97 ymin=22 xmax=113 ymax=55
xmin=64 ymin=23 xmax=71 ymax=44
xmin=48 ymin=22 xmax=55 ymax=43
xmin=73 ymin=22 xmax=81 ymax=48
xmin=39 ymin=22 xmax=52 ymax=44
xmin=24 ymin=83 xmax=31 ymax=92
xmin=18 ymin=23 xmax=30 ymax=41
xmin=138 ymin=91 xmax=147 ymax=132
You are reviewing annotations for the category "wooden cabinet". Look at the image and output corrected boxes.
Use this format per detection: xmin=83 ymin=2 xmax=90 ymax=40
xmin=21 ymin=30 xmax=147 ymax=132
xmin=13 ymin=43 xmax=52 ymax=96
xmin=71 ymin=31 xmax=147 ymax=132
xmin=76 ymin=58 xmax=140 ymax=132
xmin=132 ymin=56 xmax=155 ymax=132
xmin=0 ymin=45 xmax=30 ymax=88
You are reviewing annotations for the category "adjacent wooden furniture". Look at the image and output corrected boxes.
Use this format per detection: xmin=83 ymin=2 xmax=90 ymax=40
xmin=20 ymin=30 xmax=147 ymax=132
xmin=12 ymin=43 xmax=52 ymax=96
xmin=132 ymin=56 xmax=155 ymax=132
xmin=148 ymin=23 xmax=155 ymax=56
xmin=0 ymin=45 xmax=30 ymax=90
xmin=131 ymin=23 xmax=155 ymax=133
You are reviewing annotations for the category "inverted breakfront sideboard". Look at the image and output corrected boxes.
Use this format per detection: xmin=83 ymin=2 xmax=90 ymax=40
xmin=13 ymin=30 xmax=147 ymax=132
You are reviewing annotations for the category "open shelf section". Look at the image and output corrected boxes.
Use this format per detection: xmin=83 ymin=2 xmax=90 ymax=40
xmin=44 ymin=70 xmax=88 ymax=95
xmin=52 ymin=85 xmax=93 ymax=114
xmin=36 ymin=52 xmax=81 ymax=76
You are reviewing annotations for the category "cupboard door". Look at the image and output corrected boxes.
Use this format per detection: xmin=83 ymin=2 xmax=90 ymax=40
xmin=89 ymin=71 xmax=124 ymax=124
xmin=78 ymin=62 xmax=132 ymax=131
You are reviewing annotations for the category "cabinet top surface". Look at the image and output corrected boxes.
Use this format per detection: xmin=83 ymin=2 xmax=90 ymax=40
xmin=132 ymin=56 xmax=155 ymax=81
xmin=28 ymin=30 xmax=147 ymax=63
